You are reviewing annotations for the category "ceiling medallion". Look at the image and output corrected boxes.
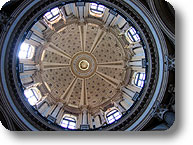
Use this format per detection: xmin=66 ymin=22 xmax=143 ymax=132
xmin=79 ymin=60 xmax=89 ymax=71
xmin=71 ymin=52 xmax=97 ymax=79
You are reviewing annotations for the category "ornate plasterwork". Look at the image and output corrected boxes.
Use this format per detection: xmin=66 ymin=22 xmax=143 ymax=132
xmin=38 ymin=21 xmax=127 ymax=113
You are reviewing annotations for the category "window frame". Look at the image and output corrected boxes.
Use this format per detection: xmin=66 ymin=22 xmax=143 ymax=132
xmin=18 ymin=42 xmax=35 ymax=59
xmin=134 ymin=72 xmax=146 ymax=88
xmin=125 ymin=26 xmax=141 ymax=43
xmin=89 ymin=3 xmax=105 ymax=17
xmin=44 ymin=7 xmax=61 ymax=22
xmin=105 ymin=108 xmax=122 ymax=124
xmin=24 ymin=88 xmax=41 ymax=106
xmin=60 ymin=114 xmax=77 ymax=130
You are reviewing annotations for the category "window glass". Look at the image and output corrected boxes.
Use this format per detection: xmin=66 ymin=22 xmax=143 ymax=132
xmin=127 ymin=27 xmax=141 ymax=42
xmin=51 ymin=8 xmax=59 ymax=16
xmin=134 ymin=73 xmax=146 ymax=88
xmin=44 ymin=13 xmax=53 ymax=20
xmin=60 ymin=115 xmax=76 ymax=129
xmin=18 ymin=43 xmax=34 ymax=59
xmin=44 ymin=7 xmax=60 ymax=22
xmin=106 ymin=109 xmax=122 ymax=124
xmin=24 ymin=88 xmax=41 ymax=106
xmin=90 ymin=3 xmax=105 ymax=17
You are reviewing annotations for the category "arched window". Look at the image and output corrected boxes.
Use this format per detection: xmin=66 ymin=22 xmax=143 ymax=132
xmin=44 ymin=7 xmax=60 ymax=22
xmin=18 ymin=43 xmax=35 ymax=59
xmin=134 ymin=72 xmax=146 ymax=88
xmin=60 ymin=115 xmax=76 ymax=129
xmin=106 ymin=109 xmax=122 ymax=124
xmin=126 ymin=26 xmax=140 ymax=42
xmin=24 ymin=88 xmax=41 ymax=106
xmin=90 ymin=3 xmax=105 ymax=17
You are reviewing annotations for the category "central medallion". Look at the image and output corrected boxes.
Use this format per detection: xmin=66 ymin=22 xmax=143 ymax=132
xmin=70 ymin=52 xmax=97 ymax=78
xmin=79 ymin=60 xmax=89 ymax=71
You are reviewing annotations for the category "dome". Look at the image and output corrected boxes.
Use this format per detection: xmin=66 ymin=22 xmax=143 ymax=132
xmin=0 ymin=0 xmax=175 ymax=131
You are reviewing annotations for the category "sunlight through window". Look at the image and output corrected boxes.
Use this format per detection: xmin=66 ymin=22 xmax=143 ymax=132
xmin=126 ymin=27 xmax=141 ymax=42
xmin=60 ymin=115 xmax=76 ymax=129
xmin=18 ymin=43 xmax=34 ymax=59
xmin=24 ymin=88 xmax=41 ymax=106
xmin=106 ymin=109 xmax=122 ymax=124
xmin=90 ymin=3 xmax=105 ymax=17
xmin=134 ymin=73 xmax=146 ymax=88
xmin=44 ymin=7 xmax=60 ymax=22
